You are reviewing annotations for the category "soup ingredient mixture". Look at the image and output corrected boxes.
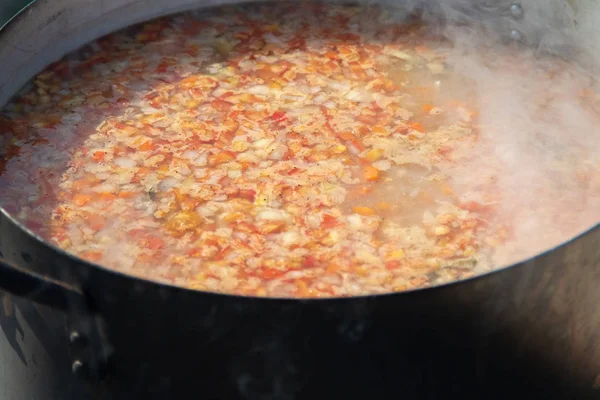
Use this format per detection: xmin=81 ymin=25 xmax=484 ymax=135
xmin=1 ymin=4 xmax=599 ymax=297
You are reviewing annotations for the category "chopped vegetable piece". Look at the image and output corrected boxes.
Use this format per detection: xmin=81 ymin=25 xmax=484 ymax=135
xmin=363 ymin=165 xmax=380 ymax=181
xmin=409 ymin=122 xmax=425 ymax=133
xmin=73 ymin=193 xmax=92 ymax=206
xmin=353 ymin=206 xmax=376 ymax=216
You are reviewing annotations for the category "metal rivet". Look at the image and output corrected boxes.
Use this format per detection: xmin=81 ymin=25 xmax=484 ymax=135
xmin=72 ymin=360 xmax=84 ymax=375
xmin=510 ymin=3 xmax=523 ymax=19
xmin=69 ymin=331 xmax=81 ymax=344
xmin=510 ymin=29 xmax=523 ymax=42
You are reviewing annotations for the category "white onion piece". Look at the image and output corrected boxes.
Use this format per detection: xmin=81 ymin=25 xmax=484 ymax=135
xmin=280 ymin=231 xmax=300 ymax=247
xmin=62 ymin=113 xmax=82 ymax=124
xmin=386 ymin=49 xmax=413 ymax=61
xmin=212 ymin=87 xmax=229 ymax=97
xmin=257 ymin=209 xmax=290 ymax=222
xmin=269 ymin=145 xmax=287 ymax=160
xmin=195 ymin=153 xmax=208 ymax=166
xmin=281 ymin=93 xmax=305 ymax=101
xmin=356 ymin=250 xmax=379 ymax=264
xmin=427 ymin=62 xmax=445 ymax=74
xmin=247 ymin=85 xmax=271 ymax=95
xmin=228 ymin=170 xmax=242 ymax=179
xmin=152 ymin=118 xmax=171 ymax=128
xmin=114 ymin=156 xmax=137 ymax=168
xmin=328 ymin=81 xmax=350 ymax=91
xmin=92 ymin=182 xmax=118 ymax=193
xmin=322 ymin=273 xmax=342 ymax=285
xmin=207 ymin=172 xmax=224 ymax=184
xmin=373 ymin=160 xmax=391 ymax=171
xmin=345 ymin=89 xmax=373 ymax=102
xmin=313 ymin=93 xmax=327 ymax=103
xmin=347 ymin=214 xmax=363 ymax=228
xmin=232 ymin=231 xmax=247 ymax=241
xmin=238 ymin=60 xmax=254 ymax=70
xmin=157 ymin=176 xmax=179 ymax=192
xmin=254 ymin=138 xmax=274 ymax=148
xmin=284 ymin=270 xmax=306 ymax=279
xmin=182 ymin=149 xmax=199 ymax=160
xmin=140 ymin=105 xmax=159 ymax=114
xmin=264 ymin=33 xmax=284 ymax=45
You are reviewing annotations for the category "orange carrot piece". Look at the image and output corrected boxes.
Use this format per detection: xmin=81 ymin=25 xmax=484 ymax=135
xmin=209 ymin=151 xmax=236 ymax=165
xmin=146 ymin=236 xmax=165 ymax=250
xmin=385 ymin=260 xmax=402 ymax=270
xmin=354 ymin=184 xmax=372 ymax=196
xmin=363 ymin=165 xmax=380 ymax=181
xmin=371 ymin=125 xmax=390 ymax=136
xmin=353 ymin=206 xmax=376 ymax=216
xmin=138 ymin=141 xmax=156 ymax=151
xmin=80 ymin=251 xmax=102 ymax=262
xmin=321 ymin=214 xmax=339 ymax=229
xmin=338 ymin=131 xmax=356 ymax=141
xmin=181 ymin=76 xmax=198 ymax=85
xmin=262 ymin=268 xmax=283 ymax=279
xmin=73 ymin=193 xmax=92 ymax=206
xmin=97 ymin=193 xmax=117 ymax=201
xmin=295 ymin=280 xmax=310 ymax=296
xmin=459 ymin=201 xmax=486 ymax=212
xmin=409 ymin=122 xmax=425 ymax=133
xmin=211 ymin=98 xmax=233 ymax=111
xmin=92 ymin=151 xmax=106 ymax=162
xmin=118 ymin=191 xmax=137 ymax=199
xmin=376 ymin=202 xmax=392 ymax=211
xmin=325 ymin=264 xmax=340 ymax=274
xmin=88 ymin=214 xmax=106 ymax=231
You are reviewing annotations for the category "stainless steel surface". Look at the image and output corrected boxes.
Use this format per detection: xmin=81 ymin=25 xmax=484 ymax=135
xmin=0 ymin=0 xmax=243 ymax=106
xmin=0 ymin=0 xmax=32 ymax=27
xmin=0 ymin=293 xmax=81 ymax=400
xmin=510 ymin=28 xmax=523 ymax=40
xmin=0 ymin=0 xmax=594 ymax=106
xmin=510 ymin=3 xmax=524 ymax=18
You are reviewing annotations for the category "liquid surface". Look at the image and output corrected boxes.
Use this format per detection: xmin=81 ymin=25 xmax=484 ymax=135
xmin=1 ymin=3 xmax=599 ymax=297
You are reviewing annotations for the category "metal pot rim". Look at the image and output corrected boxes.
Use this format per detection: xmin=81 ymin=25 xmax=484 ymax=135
xmin=1 ymin=0 xmax=598 ymax=301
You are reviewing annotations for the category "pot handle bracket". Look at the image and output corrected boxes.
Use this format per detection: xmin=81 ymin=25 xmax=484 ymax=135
xmin=0 ymin=256 xmax=110 ymax=381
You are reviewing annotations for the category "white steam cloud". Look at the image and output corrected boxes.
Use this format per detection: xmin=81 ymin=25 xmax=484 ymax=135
xmin=350 ymin=0 xmax=600 ymax=265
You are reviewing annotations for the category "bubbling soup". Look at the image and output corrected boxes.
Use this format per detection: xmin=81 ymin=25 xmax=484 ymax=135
xmin=1 ymin=3 xmax=599 ymax=297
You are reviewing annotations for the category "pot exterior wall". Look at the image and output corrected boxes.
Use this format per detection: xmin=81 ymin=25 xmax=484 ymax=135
xmin=2 ymin=202 xmax=600 ymax=399
xmin=0 ymin=291 xmax=88 ymax=400
xmin=82 ymin=224 xmax=600 ymax=399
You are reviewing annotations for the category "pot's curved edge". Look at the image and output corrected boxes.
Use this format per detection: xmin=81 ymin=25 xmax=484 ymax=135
xmin=0 ymin=0 xmax=599 ymax=302
xmin=2 ymin=182 xmax=600 ymax=304
xmin=0 ymin=0 xmax=261 ymax=106
xmin=0 ymin=0 xmax=36 ymax=31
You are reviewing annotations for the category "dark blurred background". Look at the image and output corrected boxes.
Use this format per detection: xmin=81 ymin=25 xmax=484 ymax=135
xmin=0 ymin=0 xmax=33 ymax=27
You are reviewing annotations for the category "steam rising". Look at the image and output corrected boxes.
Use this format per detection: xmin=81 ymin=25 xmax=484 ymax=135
xmin=378 ymin=0 xmax=600 ymax=264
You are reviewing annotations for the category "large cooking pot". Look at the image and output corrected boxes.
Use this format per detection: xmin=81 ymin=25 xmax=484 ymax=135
xmin=1 ymin=0 xmax=600 ymax=399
